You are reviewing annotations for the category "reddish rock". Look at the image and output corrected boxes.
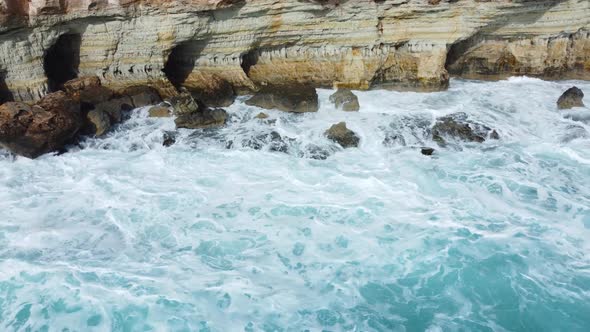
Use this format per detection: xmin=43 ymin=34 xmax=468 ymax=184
xmin=0 ymin=91 xmax=82 ymax=158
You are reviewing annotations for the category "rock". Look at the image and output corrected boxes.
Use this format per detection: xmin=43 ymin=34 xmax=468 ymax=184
xmin=0 ymin=91 xmax=81 ymax=158
xmin=175 ymin=108 xmax=228 ymax=129
xmin=79 ymin=85 xmax=114 ymax=107
xmin=63 ymin=76 xmax=101 ymax=96
xmin=489 ymin=130 xmax=500 ymax=140
xmin=86 ymin=109 xmax=111 ymax=136
xmin=557 ymin=87 xmax=585 ymax=110
xmin=245 ymin=85 xmax=319 ymax=113
xmin=163 ymin=131 xmax=176 ymax=147
xmin=170 ymin=92 xmax=200 ymax=115
xmin=329 ymin=89 xmax=360 ymax=112
xmin=431 ymin=113 xmax=496 ymax=146
xmin=1 ymin=1 xmax=589 ymax=102
xmin=121 ymin=86 xmax=162 ymax=108
xmin=324 ymin=122 xmax=360 ymax=148
xmin=421 ymin=147 xmax=435 ymax=156
xmin=187 ymin=75 xmax=236 ymax=107
xmin=255 ymin=112 xmax=269 ymax=119
xmin=148 ymin=105 xmax=171 ymax=118
xmin=94 ymin=97 xmax=134 ymax=124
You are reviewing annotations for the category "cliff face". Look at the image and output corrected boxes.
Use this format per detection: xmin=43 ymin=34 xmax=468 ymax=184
xmin=0 ymin=0 xmax=588 ymax=103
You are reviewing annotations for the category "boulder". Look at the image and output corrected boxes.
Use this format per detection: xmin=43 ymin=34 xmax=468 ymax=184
xmin=148 ymin=105 xmax=171 ymax=118
xmin=63 ymin=76 xmax=101 ymax=96
xmin=163 ymin=131 xmax=176 ymax=147
xmin=324 ymin=122 xmax=360 ymax=148
xmin=188 ymin=76 xmax=236 ymax=107
xmin=120 ymin=86 xmax=162 ymax=108
xmin=245 ymin=84 xmax=319 ymax=113
xmin=170 ymin=92 xmax=200 ymax=115
xmin=431 ymin=113 xmax=497 ymax=146
xmin=94 ymin=97 xmax=134 ymax=124
xmin=175 ymin=101 xmax=228 ymax=129
xmin=421 ymin=147 xmax=435 ymax=156
xmin=255 ymin=112 xmax=269 ymax=119
xmin=329 ymin=89 xmax=360 ymax=112
xmin=0 ymin=91 xmax=82 ymax=158
xmin=86 ymin=109 xmax=111 ymax=136
xmin=557 ymin=87 xmax=585 ymax=109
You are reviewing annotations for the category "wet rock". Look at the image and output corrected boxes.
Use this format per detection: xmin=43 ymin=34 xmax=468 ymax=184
xmin=302 ymin=144 xmax=332 ymax=160
xmin=79 ymin=85 xmax=114 ymax=108
xmin=188 ymin=76 xmax=236 ymax=107
xmin=421 ymin=147 xmax=435 ymax=156
xmin=148 ymin=105 xmax=171 ymax=118
xmin=255 ymin=112 xmax=269 ymax=119
xmin=382 ymin=114 xmax=433 ymax=147
xmin=0 ymin=91 xmax=82 ymax=158
xmin=245 ymin=84 xmax=319 ymax=113
xmin=325 ymin=122 xmax=360 ymax=148
xmin=170 ymin=92 xmax=200 ymax=115
xmin=489 ymin=130 xmax=500 ymax=140
xmin=431 ymin=113 xmax=496 ymax=146
xmin=175 ymin=108 xmax=228 ymax=129
xmin=94 ymin=97 xmax=134 ymax=124
xmin=120 ymin=86 xmax=162 ymax=108
xmin=329 ymin=89 xmax=360 ymax=112
xmin=163 ymin=131 xmax=176 ymax=147
xmin=241 ymin=130 xmax=293 ymax=153
xmin=86 ymin=109 xmax=111 ymax=136
xmin=557 ymin=87 xmax=585 ymax=110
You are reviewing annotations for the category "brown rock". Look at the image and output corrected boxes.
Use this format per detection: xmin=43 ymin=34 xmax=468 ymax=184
xmin=175 ymin=108 xmax=228 ymax=129
xmin=63 ymin=76 xmax=101 ymax=96
xmin=149 ymin=105 xmax=172 ymax=117
xmin=255 ymin=112 xmax=269 ymax=119
xmin=557 ymin=87 xmax=585 ymax=110
xmin=324 ymin=121 xmax=360 ymax=148
xmin=246 ymin=85 xmax=318 ymax=113
xmin=121 ymin=86 xmax=162 ymax=108
xmin=86 ymin=109 xmax=111 ymax=136
xmin=329 ymin=89 xmax=360 ymax=112
xmin=0 ymin=91 xmax=81 ymax=158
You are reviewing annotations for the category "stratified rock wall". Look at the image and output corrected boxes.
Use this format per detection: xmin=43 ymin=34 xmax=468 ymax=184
xmin=0 ymin=0 xmax=588 ymax=102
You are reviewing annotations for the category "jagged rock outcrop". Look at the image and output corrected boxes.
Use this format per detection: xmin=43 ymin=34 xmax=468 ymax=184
xmin=325 ymin=122 xmax=360 ymax=148
xmin=557 ymin=87 xmax=585 ymax=109
xmin=246 ymin=84 xmax=319 ymax=113
xmin=330 ymin=89 xmax=360 ymax=112
xmin=0 ymin=0 xmax=587 ymax=103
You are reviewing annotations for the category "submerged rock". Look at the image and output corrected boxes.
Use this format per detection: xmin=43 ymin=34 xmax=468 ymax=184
xmin=246 ymin=84 xmax=319 ymax=113
xmin=557 ymin=87 xmax=585 ymax=110
xmin=255 ymin=112 xmax=269 ymax=119
xmin=0 ymin=91 xmax=82 ymax=158
xmin=421 ymin=147 xmax=435 ymax=156
xmin=431 ymin=113 xmax=497 ymax=146
xmin=163 ymin=131 xmax=176 ymax=147
xmin=325 ymin=122 xmax=360 ymax=148
xmin=329 ymin=89 xmax=360 ymax=112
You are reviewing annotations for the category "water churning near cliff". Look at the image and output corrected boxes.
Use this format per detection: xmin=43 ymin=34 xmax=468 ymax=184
xmin=0 ymin=78 xmax=589 ymax=331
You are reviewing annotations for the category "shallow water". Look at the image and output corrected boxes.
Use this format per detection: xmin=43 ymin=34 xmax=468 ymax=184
xmin=1 ymin=78 xmax=589 ymax=331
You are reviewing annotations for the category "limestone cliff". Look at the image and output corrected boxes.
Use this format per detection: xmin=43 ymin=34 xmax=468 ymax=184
xmin=0 ymin=0 xmax=588 ymax=103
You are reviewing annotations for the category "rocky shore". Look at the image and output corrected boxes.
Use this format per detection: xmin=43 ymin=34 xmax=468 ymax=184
xmin=0 ymin=0 xmax=589 ymax=157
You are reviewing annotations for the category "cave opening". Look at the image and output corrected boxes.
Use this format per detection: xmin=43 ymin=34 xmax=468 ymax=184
xmin=163 ymin=41 xmax=206 ymax=89
xmin=0 ymin=70 xmax=14 ymax=104
xmin=240 ymin=49 xmax=259 ymax=77
xmin=43 ymin=33 xmax=81 ymax=92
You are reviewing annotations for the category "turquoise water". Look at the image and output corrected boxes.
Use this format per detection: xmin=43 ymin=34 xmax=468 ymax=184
xmin=0 ymin=78 xmax=589 ymax=331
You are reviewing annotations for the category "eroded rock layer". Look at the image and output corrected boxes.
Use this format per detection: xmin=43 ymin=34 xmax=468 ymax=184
xmin=0 ymin=0 xmax=588 ymax=102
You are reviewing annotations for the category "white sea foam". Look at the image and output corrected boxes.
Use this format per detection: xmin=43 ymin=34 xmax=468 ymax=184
xmin=0 ymin=78 xmax=589 ymax=331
